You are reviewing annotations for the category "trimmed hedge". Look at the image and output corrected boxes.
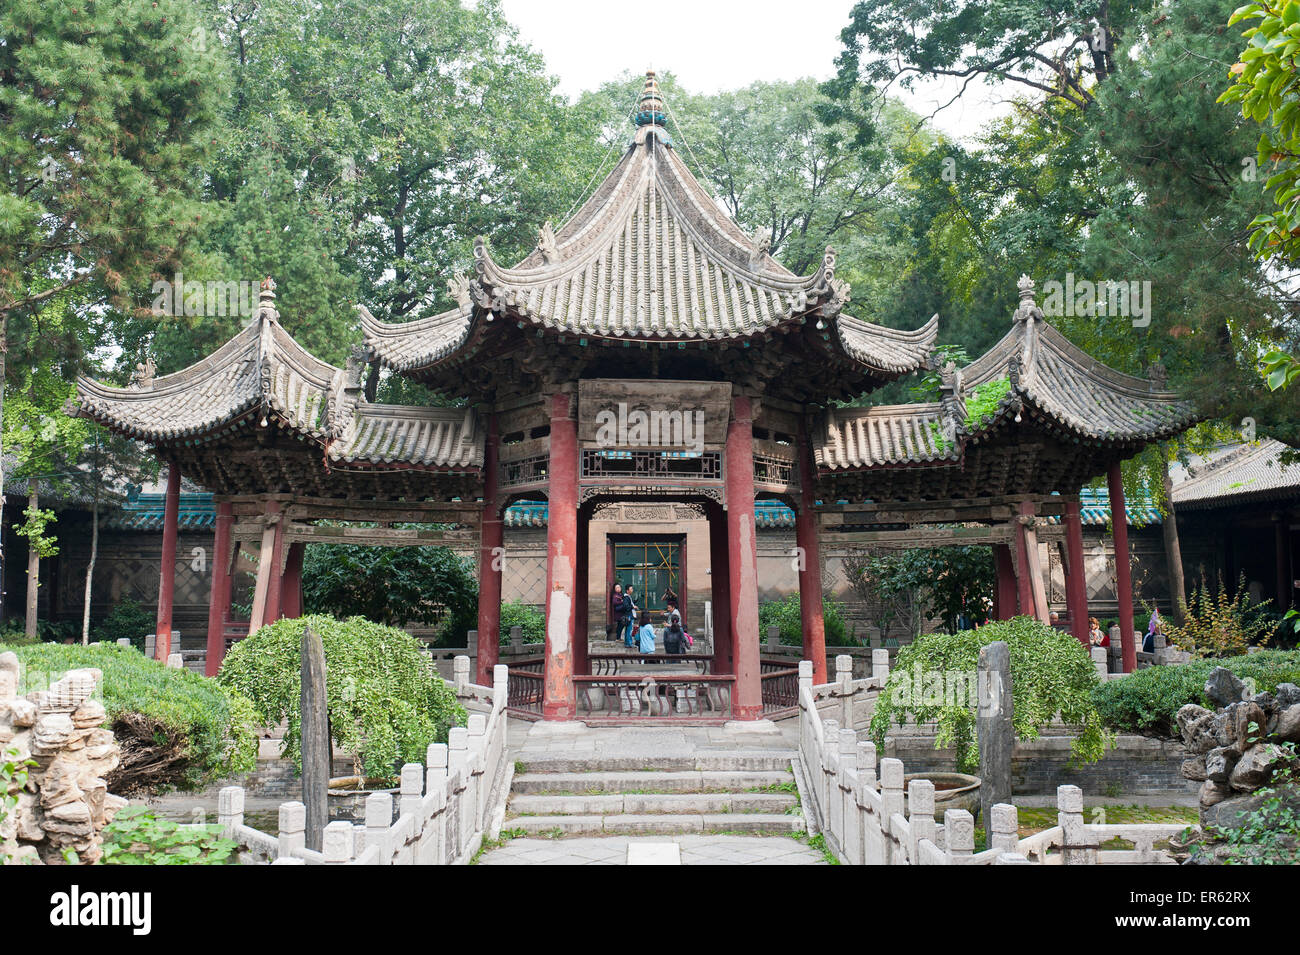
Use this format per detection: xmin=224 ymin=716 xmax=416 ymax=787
xmin=218 ymin=615 xmax=464 ymax=781
xmin=2 ymin=642 xmax=258 ymax=793
xmin=1093 ymin=650 xmax=1300 ymax=739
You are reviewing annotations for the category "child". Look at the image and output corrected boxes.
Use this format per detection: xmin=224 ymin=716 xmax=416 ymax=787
xmin=636 ymin=611 xmax=656 ymax=654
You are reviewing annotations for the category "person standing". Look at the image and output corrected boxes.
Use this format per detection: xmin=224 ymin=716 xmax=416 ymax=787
xmin=622 ymin=585 xmax=639 ymax=648
xmin=663 ymin=618 xmax=686 ymax=655
xmin=608 ymin=583 xmax=624 ymax=640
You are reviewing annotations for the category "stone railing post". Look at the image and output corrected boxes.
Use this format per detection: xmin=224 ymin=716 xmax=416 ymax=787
xmin=855 ymin=741 xmax=877 ymax=865
xmin=467 ymin=713 xmax=488 ymax=829
xmin=425 ymin=743 xmax=449 ymax=865
xmin=879 ymin=757 xmax=904 ymax=865
xmin=821 ymin=718 xmax=840 ymax=837
xmin=837 ymin=728 xmax=859 ymax=865
xmin=116 ymin=638 xmax=132 ymax=650
xmin=453 ymin=655 xmax=470 ymax=691
xmin=1057 ymin=784 xmax=1096 ymax=865
xmin=217 ymin=786 xmax=244 ymax=840
xmin=871 ymin=648 xmax=890 ymax=684
xmin=907 ymin=778 xmax=936 ymax=861
xmin=166 ymin=652 xmax=183 ymax=669
xmin=989 ymin=803 xmax=1019 ymax=854
xmin=277 ymin=801 xmax=306 ymax=860
xmin=322 ymin=819 xmax=354 ymax=864
xmin=399 ymin=763 xmax=423 ymax=820
xmin=836 ymin=654 xmax=854 ymax=728
xmin=493 ymin=664 xmax=509 ymax=711
xmin=944 ymin=808 xmax=974 ymax=861
xmin=365 ymin=792 xmax=394 ymax=863
xmin=797 ymin=659 xmax=813 ymax=763
xmin=766 ymin=625 xmax=780 ymax=654
xmin=510 ymin=625 xmax=523 ymax=650
xmin=467 ymin=628 xmax=478 ymax=663
xmin=1090 ymin=646 xmax=1108 ymax=680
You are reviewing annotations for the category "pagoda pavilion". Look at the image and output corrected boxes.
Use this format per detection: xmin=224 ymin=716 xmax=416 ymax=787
xmin=70 ymin=73 xmax=1198 ymax=722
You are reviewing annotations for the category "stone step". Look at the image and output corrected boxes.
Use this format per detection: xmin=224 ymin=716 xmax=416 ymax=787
xmin=507 ymin=813 xmax=804 ymax=837
xmin=511 ymin=769 xmax=793 ymax=795
xmin=510 ymin=792 xmax=796 ymax=816
xmin=515 ymin=753 xmax=794 ymax=774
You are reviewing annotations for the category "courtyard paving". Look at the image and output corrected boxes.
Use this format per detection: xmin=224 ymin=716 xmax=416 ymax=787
xmin=474 ymin=834 xmax=828 ymax=865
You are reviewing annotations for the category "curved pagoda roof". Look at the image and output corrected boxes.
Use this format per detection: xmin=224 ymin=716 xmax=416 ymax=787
xmin=814 ymin=276 xmax=1199 ymax=503
xmin=70 ymin=283 xmax=484 ymax=499
xmin=364 ymin=71 xmax=937 ymax=402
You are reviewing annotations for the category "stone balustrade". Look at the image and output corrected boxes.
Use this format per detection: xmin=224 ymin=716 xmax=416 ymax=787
xmin=796 ymin=657 xmax=1187 ymax=865
xmin=214 ymin=658 xmax=512 ymax=865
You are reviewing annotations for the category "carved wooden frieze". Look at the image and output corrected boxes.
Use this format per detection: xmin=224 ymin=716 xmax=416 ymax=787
xmin=577 ymin=379 xmax=731 ymax=448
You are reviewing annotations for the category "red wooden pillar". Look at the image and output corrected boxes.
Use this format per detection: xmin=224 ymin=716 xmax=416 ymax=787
xmin=281 ymin=542 xmax=305 ymax=619
xmin=542 ymin=393 xmax=578 ymax=720
xmin=204 ymin=501 xmax=234 ymax=676
xmin=994 ymin=543 xmax=1017 ymax=620
xmin=476 ymin=412 xmax=503 ymax=686
xmin=708 ymin=502 xmax=733 ymax=674
xmin=574 ymin=507 xmax=589 ymax=678
xmin=1064 ymin=500 xmax=1090 ymax=646
xmin=726 ymin=396 xmax=762 ymax=720
xmin=1108 ymin=463 xmax=1137 ymax=673
xmin=154 ymin=462 xmax=181 ymax=661
xmin=796 ymin=426 xmax=826 ymax=684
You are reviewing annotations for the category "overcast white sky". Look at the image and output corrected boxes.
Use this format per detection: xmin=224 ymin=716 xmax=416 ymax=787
xmin=498 ymin=0 xmax=1010 ymax=142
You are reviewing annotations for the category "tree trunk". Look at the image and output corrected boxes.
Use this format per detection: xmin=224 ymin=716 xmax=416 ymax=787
xmin=25 ymin=480 xmax=38 ymax=640
xmin=82 ymin=487 xmax=99 ymax=644
xmin=0 ymin=313 xmax=7 ymax=629
xmin=1161 ymin=457 xmax=1187 ymax=625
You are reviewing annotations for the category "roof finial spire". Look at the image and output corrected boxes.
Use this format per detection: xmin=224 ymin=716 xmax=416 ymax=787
xmin=634 ymin=70 xmax=666 ymax=128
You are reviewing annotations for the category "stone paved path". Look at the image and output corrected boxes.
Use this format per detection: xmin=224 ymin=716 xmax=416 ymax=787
xmin=475 ymin=834 xmax=827 ymax=865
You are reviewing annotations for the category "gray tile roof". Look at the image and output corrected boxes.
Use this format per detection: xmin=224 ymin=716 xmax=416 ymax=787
xmin=960 ymin=279 xmax=1198 ymax=444
xmin=816 ymin=403 xmax=960 ymax=469
xmin=72 ymin=290 xmax=484 ymax=471
xmin=1173 ymin=439 xmax=1300 ymax=509
xmin=364 ymin=120 xmax=935 ymax=380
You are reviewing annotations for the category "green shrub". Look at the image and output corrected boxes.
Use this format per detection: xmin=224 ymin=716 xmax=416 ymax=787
xmin=869 ymin=617 xmax=1109 ymax=774
xmin=499 ymin=601 xmax=544 ymax=645
xmin=100 ymin=806 xmax=238 ymax=865
xmin=1 ymin=641 xmax=258 ymax=793
xmin=758 ymin=593 xmax=852 ymax=647
xmin=91 ymin=597 xmax=154 ymax=651
xmin=217 ymin=615 xmax=465 ymax=782
xmin=1094 ymin=650 xmax=1300 ymax=738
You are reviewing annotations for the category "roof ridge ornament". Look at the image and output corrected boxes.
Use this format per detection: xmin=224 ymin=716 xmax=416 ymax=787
xmin=747 ymin=227 xmax=771 ymax=270
xmin=537 ymin=221 xmax=560 ymax=265
xmin=257 ymin=275 xmax=279 ymax=324
xmin=1013 ymin=273 xmax=1044 ymax=324
xmin=634 ymin=70 xmax=666 ymax=129
xmin=129 ymin=357 xmax=156 ymax=391
xmin=448 ymin=273 xmax=472 ymax=310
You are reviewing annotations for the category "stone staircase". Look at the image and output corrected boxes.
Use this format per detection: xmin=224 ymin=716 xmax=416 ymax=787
xmin=504 ymin=753 xmax=805 ymax=836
